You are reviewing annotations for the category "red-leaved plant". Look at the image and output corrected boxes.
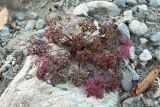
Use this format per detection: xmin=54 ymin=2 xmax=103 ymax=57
xmin=83 ymin=72 xmax=119 ymax=98
xmin=28 ymin=16 xmax=133 ymax=99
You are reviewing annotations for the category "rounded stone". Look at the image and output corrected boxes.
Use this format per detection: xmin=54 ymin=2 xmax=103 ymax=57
xmin=129 ymin=20 xmax=148 ymax=36
xmin=139 ymin=49 xmax=152 ymax=62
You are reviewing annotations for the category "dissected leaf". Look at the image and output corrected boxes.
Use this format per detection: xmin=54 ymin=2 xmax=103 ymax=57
xmin=0 ymin=6 xmax=8 ymax=30
xmin=131 ymin=65 xmax=160 ymax=96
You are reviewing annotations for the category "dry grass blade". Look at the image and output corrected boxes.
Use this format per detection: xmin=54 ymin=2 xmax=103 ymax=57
xmin=0 ymin=6 xmax=8 ymax=30
xmin=131 ymin=65 xmax=160 ymax=96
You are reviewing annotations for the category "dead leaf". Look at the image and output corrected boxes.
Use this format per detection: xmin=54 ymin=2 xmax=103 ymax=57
xmin=0 ymin=6 xmax=8 ymax=30
xmin=131 ymin=65 xmax=160 ymax=96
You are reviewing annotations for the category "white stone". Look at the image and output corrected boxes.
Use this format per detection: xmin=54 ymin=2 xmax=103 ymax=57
xmin=138 ymin=4 xmax=148 ymax=11
xmin=73 ymin=1 xmax=121 ymax=17
xmin=123 ymin=10 xmax=133 ymax=22
xmin=129 ymin=20 xmax=148 ymax=36
xmin=139 ymin=49 xmax=152 ymax=62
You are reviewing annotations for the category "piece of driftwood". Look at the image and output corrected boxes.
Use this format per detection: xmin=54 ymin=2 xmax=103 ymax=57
xmin=131 ymin=65 xmax=160 ymax=96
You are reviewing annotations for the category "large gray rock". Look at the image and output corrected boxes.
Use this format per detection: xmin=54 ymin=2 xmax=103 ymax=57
xmin=0 ymin=56 xmax=119 ymax=107
xmin=129 ymin=20 xmax=148 ymax=36
xmin=73 ymin=1 xmax=121 ymax=17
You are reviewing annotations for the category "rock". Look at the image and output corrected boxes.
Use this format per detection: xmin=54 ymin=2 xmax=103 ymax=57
xmin=150 ymin=32 xmax=160 ymax=42
xmin=118 ymin=23 xmax=130 ymax=39
xmin=139 ymin=38 xmax=148 ymax=45
xmin=117 ymin=10 xmax=133 ymax=23
xmin=0 ymin=27 xmax=10 ymax=45
xmin=35 ymin=19 xmax=45 ymax=29
xmin=0 ymin=67 xmax=7 ymax=74
xmin=144 ymin=99 xmax=154 ymax=107
xmin=126 ymin=0 xmax=137 ymax=6
xmin=73 ymin=1 xmax=121 ymax=17
xmin=11 ymin=61 xmax=16 ymax=66
xmin=122 ymin=95 xmax=142 ymax=107
xmin=123 ymin=10 xmax=133 ymax=22
xmin=157 ymin=0 xmax=160 ymax=7
xmin=126 ymin=65 xmax=139 ymax=81
xmin=37 ymin=29 xmax=46 ymax=38
xmin=139 ymin=49 xmax=152 ymax=62
xmin=16 ymin=20 xmax=27 ymax=28
xmin=28 ymin=12 xmax=38 ymax=20
xmin=0 ymin=56 xmax=119 ymax=107
xmin=129 ymin=20 xmax=148 ymax=36
xmin=121 ymin=69 xmax=133 ymax=91
xmin=146 ymin=10 xmax=158 ymax=22
xmin=129 ymin=46 xmax=135 ymax=60
xmin=3 ymin=63 xmax=12 ymax=69
xmin=115 ymin=0 xmax=126 ymax=8
xmin=22 ymin=49 xmax=28 ymax=56
xmin=155 ymin=50 xmax=160 ymax=62
xmin=149 ymin=0 xmax=158 ymax=8
xmin=15 ymin=12 xmax=25 ymax=21
xmin=137 ymin=4 xmax=148 ymax=11
xmin=133 ymin=6 xmax=146 ymax=20
xmin=121 ymin=79 xmax=132 ymax=92
xmin=12 ymin=50 xmax=23 ymax=59
xmin=25 ymin=20 xmax=37 ymax=31
xmin=137 ymin=0 xmax=147 ymax=4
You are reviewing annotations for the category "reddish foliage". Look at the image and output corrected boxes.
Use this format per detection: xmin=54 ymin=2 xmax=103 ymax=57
xmin=149 ymin=81 xmax=159 ymax=93
xmin=119 ymin=36 xmax=133 ymax=59
xmin=28 ymin=16 xmax=130 ymax=99
xmin=83 ymin=72 xmax=119 ymax=98
xmin=69 ymin=69 xmax=89 ymax=86
xmin=69 ymin=34 xmax=84 ymax=56
xmin=79 ymin=17 xmax=97 ymax=32
xmin=93 ymin=52 xmax=118 ymax=69
xmin=35 ymin=55 xmax=54 ymax=79
xmin=45 ymin=16 xmax=63 ymax=43
xmin=28 ymin=39 xmax=48 ymax=57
